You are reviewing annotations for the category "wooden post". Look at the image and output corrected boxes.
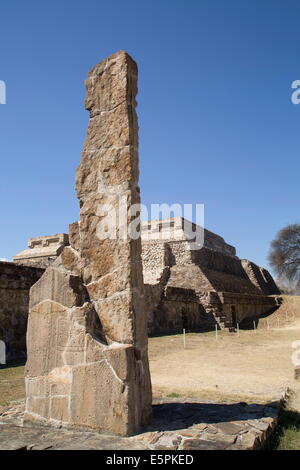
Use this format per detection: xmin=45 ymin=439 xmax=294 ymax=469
xmin=183 ymin=329 xmax=186 ymax=349
xmin=237 ymin=323 xmax=240 ymax=337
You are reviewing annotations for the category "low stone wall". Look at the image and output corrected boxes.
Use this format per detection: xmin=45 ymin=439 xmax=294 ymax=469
xmin=0 ymin=262 xmax=44 ymax=361
xmin=150 ymin=287 xmax=217 ymax=335
xmin=149 ymin=289 xmax=280 ymax=336
xmin=219 ymin=292 xmax=280 ymax=325
xmin=149 ymin=300 xmax=216 ymax=335
xmin=0 ymin=396 xmax=282 ymax=450
xmin=13 ymin=256 xmax=57 ymax=269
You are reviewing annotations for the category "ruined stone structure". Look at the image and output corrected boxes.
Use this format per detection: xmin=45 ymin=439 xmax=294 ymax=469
xmin=141 ymin=217 xmax=280 ymax=335
xmin=0 ymin=262 xmax=44 ymax=361
xmin=13 ymin=234 xmax=69 ymax=268
xmin=24 ymin=51 xmax=152 ymax=435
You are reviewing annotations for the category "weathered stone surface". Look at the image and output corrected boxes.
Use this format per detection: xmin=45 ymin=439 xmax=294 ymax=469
xmin=0 ymin=396 xmax=281 ymax=450
xmin=13 ymin=234 xmax=69 ymax=269
xmin=236 ymin=430 xmax=260 ymax=450
xmin=28 ymin=265 xmax=87 ymax=310
xmin=154 ymin=433 xmax=181 ymax=450
xmin=295 ymin=366 xmax=300 ymax=380
xmin=212 ymin=421 xmax=245 ymax=435
xmin=60 ymin=246 xmax=81 ymax=276
xmin=68 ymin=222 xmax=80 ymax=251
xmin=24 ymin=50 xmax=152 ymax=436
xmin=181 ymin=438 xmax=231 ymax=450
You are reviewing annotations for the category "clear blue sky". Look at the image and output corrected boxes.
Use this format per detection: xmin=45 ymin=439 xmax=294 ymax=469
xmin=0 ymin=0 xmax=299 ymax=271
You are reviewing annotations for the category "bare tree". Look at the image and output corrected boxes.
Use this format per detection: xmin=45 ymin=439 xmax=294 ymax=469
xmin=269 ymin=224 xmax=300 ymax=289
xmin=275 ymin=279 xmax=300 ymax=295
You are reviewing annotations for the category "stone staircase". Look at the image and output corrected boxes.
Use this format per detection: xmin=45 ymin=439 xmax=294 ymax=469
xmin=213 ymin=312 xmax=234 ymax=331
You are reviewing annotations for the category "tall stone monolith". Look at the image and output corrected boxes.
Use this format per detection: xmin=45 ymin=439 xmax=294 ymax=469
xmin=24 ymin=51 xmax=152 ymax=436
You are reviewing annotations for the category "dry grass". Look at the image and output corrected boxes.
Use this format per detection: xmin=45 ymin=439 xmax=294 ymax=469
xmin=267 ymin=385 xmax=300 ymax=450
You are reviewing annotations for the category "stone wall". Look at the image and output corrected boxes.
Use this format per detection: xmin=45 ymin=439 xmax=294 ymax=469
xmin=13 ymin=233 xmax=69 ymax=269
xmin=13 ymin=234 xmax=69 ymax=269
xmin=150 ymin=286 xmax=216 ymax=335
xmin=142 ymin=241 xmax=174 ymax=275
xmin=0 ymin=262 xmax=44 ymax=361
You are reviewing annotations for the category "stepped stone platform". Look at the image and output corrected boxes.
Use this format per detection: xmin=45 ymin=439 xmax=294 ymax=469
xmin=0 ymin=397 xmax=282 ymax=450
xmin=13 ymin=234 xmax=69 ymax=269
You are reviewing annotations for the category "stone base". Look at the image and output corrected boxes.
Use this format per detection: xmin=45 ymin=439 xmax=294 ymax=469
xmin=0 ymin=398 xmax=281 ymax=450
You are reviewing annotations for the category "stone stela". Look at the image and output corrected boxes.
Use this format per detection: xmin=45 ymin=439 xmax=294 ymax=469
xmin=24 ymin=51 xmax=152 ymax=436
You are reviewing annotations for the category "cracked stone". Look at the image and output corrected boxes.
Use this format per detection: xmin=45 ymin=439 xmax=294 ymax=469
xmin=154 ymin=433 xmax=182 ymax=450
xmin=212 ymin=422 xmax=246 ymax=435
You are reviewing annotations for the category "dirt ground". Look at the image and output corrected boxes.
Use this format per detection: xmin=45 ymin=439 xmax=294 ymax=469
xmin=1 ymin=297 xmax=300 ymax=410
xmin=148 ymin=320 xmax=300 ymax=404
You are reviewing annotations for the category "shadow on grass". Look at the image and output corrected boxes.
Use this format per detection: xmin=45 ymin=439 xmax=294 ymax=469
xmin=266 ymin=407 xmax=300 ymax=450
